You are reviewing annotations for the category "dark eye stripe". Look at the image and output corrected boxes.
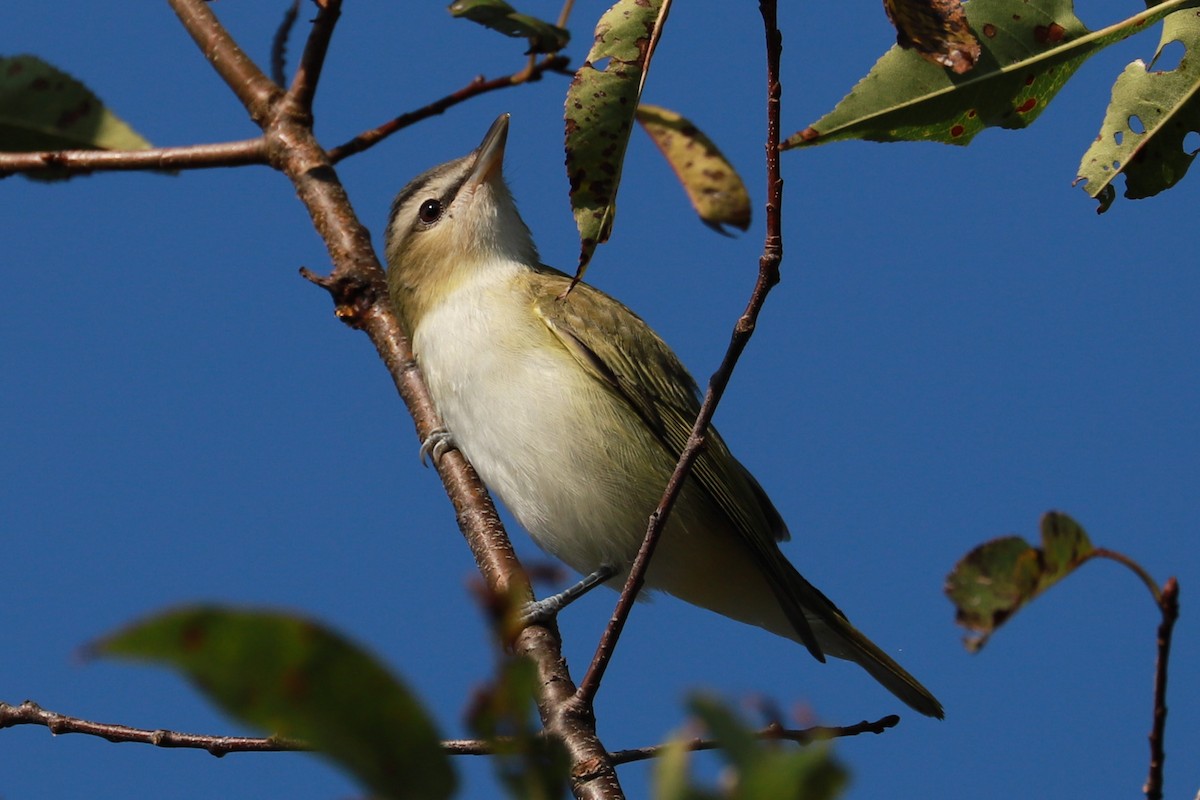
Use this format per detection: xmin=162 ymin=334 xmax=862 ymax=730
xmin=386 ymin=154 xmax=473 ymax=233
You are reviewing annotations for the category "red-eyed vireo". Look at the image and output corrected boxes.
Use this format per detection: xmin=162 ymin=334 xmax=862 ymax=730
xmin=384 ymin=114 xmax=943 ymax=719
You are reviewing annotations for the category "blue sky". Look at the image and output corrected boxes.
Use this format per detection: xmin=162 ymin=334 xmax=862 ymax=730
xmin=5 ymin=2 xmax=1198 ymax=798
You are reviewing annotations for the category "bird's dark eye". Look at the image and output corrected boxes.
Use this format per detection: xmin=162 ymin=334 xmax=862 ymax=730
xmin=417 ymin=198 xmax=443 ymax=224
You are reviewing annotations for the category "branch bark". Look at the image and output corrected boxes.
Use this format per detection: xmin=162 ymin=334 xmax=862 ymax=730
xmin=163 ymin=2 xmax=622 ymax=797
xmin=1143 ymin=577 xmax=1178 ymax=800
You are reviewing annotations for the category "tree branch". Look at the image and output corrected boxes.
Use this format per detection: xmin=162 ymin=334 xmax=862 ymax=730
xmin=609 ymin=714 xmax=898 ymax=766
xmin=165 ymin=2 xmax=621 ymax=797
xmin=0 ymin=139 xmax=267 ymax=174
xmin=0 ymin=701 xmax=303 ymax=755
xmin=1143 ymin=577 xmax=1178 ymax=800
xmin=270 ymin=0 xmax=302 ymax=86
xmin=285 ymin=0 xmax=339 ymax=114
xmin=326 ymin=56 xmax=571 ymax=163
xmin=168 ymin=0 xmax=280 ymax=127
xmin=2 ymin=699 xmax=893 ymax=769
xmin=575 ymin=0 xmax=787 ymax=710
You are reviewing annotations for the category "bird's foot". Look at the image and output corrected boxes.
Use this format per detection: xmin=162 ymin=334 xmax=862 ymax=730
xmin=418 ymin=427 xmax=456 ymax=467
xmin=520 ymin=564 xmax=618 ymax=626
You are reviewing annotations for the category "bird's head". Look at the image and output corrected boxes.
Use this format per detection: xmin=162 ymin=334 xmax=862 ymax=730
xmin=384 ymin=114 xmax=538 ymax=328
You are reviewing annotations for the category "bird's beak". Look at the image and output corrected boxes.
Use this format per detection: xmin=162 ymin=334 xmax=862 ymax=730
xmin=465 ymin=113 xmax=510 ymax=190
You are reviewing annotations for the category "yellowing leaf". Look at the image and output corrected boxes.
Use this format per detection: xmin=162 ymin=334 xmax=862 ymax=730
xmin=0 ymin=54 xmax=151 ymax=180
xmin=636 ymin=104 xmax=750 ymax=234
xmin=447 ymin=0 xmax=569 ymax=54
xmin=565 ymin=0 xmax=671 ymax=280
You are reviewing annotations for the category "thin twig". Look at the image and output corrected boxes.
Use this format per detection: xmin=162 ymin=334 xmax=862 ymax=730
xmin=271 ymin=0 xmax=302 ymax=86
xmin=0 ymin=700 xmax=496 ymax=759
xmin=574 ymin=0 xmax=786 ymax=709
xmin=0 ymin=701 xmax=303 ymax=755
xmin=1092 ymin=547 xmax=1162 ymax=604
xmin=0 ymin=23 xmax=567 ymax=177
xmin=286 ymin=0 xmax=340 ymax=114
xmin=0 ymin=139 xmax=268 ymax=174
xmin=325 ymin=56 xmax=570 ymax=163
xmin=1143 ymin=577 xmax=1178 ymax=800
xmin=609 ymin=714 xmax=898 ymax=766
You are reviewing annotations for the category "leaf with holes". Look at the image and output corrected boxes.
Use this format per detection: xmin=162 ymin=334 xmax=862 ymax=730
xmin=0 ymin=55 xmax=151 ymax=180
xmin=945 ymin=511 xmax=1095 ymax=652
xmin=447 ymin=0 xmax=569 ymax=54
xmin=1076 ymin=7 xmax=1200 ymax=212
xmin=565 ymin=0 xmax=670 ymax=280
xmin=786 ymin=0 xmax=1194 ymax=149
xmin=95 ymin=606 xmax=454 ymax=800
xmin=636 ymin=104 xmax=750 ymax=234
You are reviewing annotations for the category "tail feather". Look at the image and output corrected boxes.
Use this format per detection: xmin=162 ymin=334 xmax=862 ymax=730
xmin=814 ymin=613 xmax=944 ymax=719
xmin=775 ymin=563 xmax=944 ymax=719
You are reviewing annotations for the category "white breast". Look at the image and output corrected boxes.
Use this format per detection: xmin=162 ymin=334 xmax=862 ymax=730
xmin=412 ymin=261 xmax=659 ymax=573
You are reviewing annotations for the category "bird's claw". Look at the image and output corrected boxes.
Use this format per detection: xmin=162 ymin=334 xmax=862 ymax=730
xmin=419 ymin=427 xmax=456 ymax=467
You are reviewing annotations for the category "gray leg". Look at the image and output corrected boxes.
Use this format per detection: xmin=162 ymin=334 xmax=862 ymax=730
xmin=521 ymin=565 xmax=618 ymax=625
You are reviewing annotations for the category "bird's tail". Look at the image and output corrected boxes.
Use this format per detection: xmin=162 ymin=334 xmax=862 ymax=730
xmin=777 ymin=563 xmax=944 ymax=719
xmin=814 ymin=610 xmax=944 ymax=719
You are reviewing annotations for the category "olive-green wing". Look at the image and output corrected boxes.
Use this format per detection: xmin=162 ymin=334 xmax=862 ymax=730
xmin=531 ymin=269 xmax=845 ymax=659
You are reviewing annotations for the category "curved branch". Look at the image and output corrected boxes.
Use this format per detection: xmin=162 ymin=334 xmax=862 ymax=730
xmin=271 ymin=0 xmax=303 ymax=86
xmin=326 ymin=56 xmax=571 ymax=163
xmin=285 ymin=0 xmax=340 ymax=114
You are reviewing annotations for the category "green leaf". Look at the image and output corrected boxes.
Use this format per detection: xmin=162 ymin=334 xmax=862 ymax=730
xmin=945 ymin=511 xmax=1095 ymax=652
xmin=447 ymin=0 xmax=569 ymax=54
xmin=95 ymin=606 xmax=454 ymax=800
xmin=0 ymin=54 xmax=151 ymax=180
xmin=635 ymin=104 xmax=751 ymax=234
xmin=686 ymin=695 xmax=848 ymax=800
xmin=565 ymin=0 xmax=670 ymax=279
xmin=786 ymin=0 xmax=1195 ymax=149
xmin=652 ymin=737 xmax=707 ymax=800
xmin=1076 ymin=6 xmax=1200 ymax=211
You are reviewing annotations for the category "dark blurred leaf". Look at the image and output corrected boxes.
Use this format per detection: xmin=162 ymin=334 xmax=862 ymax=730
xmin=1076 ymin=6 xmax=1200 ymax=211
xmin=565 ymin=0 xmax=669 ymax=280
xmin=681 ymin=695 xmax=848 ymax=800
xmin=95 ymin=606 xmax=454 ymax=800
xmin=636 ymin=104 xmax=751 ymax=234
xmin=468 ymin=657 xmax=569 ymax=800
xmin=788 ymin=0 xmax=1192 ymax=148
xmin=946 ymin=511 xmax=1094 ymax=652
xmin=883 ymin=0 xmax=980 ymax=74
xmin=0 ymin=54 xmax=151 ymax=181
xmin=448 ymin=0 xmax=569 ymax=54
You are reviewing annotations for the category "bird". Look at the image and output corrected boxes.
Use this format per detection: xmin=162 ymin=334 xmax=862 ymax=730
xmin=384 ymin=113 xmax=943 ymax=719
